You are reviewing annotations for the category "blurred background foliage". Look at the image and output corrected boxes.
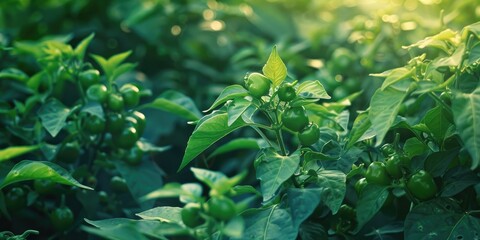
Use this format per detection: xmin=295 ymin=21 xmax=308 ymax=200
xmin=1 ymin=0 xmax=479 ymax=201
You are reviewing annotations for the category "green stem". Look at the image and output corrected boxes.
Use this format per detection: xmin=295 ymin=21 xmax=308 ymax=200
xmin=250 ymin=126 xmax=275 ymax=149
xmin=428 ymin=92 xmax=453 ymax=116
xmin=275 ymin=128 xmax=287 ymax=156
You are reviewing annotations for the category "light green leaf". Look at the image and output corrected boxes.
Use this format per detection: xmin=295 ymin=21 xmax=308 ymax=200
xmin=222 ymin=216 xmax=245 ymax=238
xmin=262 ymin=46 xmax=287 ymax=87
xmin=296 ymin=80 xmax=331 ymax=99
xmin=0 ymin=68 xmax=28 ymax=82
xmin=0 ymin=145 xmax=39 ymax=163
xmin=316 ymin=170 xmax=346 ymax=214
xmin=256 ymin=149 xmax=301 ymax=201
xmin=136 ymin=207 xmax=182 ymax=224
xmin=191 ymin=167 xmax=227 ymax=189
xmin=74 ymin=33 xmax=94 ymax=60
xmin=140 ymin=183 xmax=183 ymax=201
xmin=227 ymin=98 xmax=252 ymax=126
xmin=347 ymin=111 xmax=374 ymax=149
xmin=208 ymin=138 xmax=261 ymax=159
xmin=452 ymin=87 xmax=480 ymax=169
xmin=111 ymin=63 xmax=137 ymax=82
xmin=0 ymin=160 xmax=92 ymax=190
xmin=369 ymin=87 xmax=408 ymax=146
xmin=37 ymin=98 xmax=71 ymax=137
xmin=238 ymin=205 xmax=297 ymax=240
xmin=142 ymin=90 xmax=202 ymax=121
xmin=373 ymin=67 xmax=414 ymax=91
xmin=403 ymin=29 xmax=458 ymax=52
xmin=179 ymin=113 xmax=247 ymax=171
xmin=204 ymin=85 xmax=248 ymax=112
xmin=403 ymin=137 xmax=429 ymax=159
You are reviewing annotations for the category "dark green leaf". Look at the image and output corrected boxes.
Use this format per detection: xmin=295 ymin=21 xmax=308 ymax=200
xmin=142 ymin=90 xmax=202 ymax=121
xmin=355 ymin=185 xmax=389 ymax=233
xmin=452 ymin=87 xmax=480 ymax=169
xmin=238 ymin=205 xmax=296 ymax=240
xmin=287 ymin=188 xmax=322 ymax=231
xmin=256 ymin=149 xmax=301 ymax=201
xmin=208 ymin=138 xmax=261 ymax=159
xmin=315 ymin=170 xmax=346 ymax=214
xmin=405 ymin=198 xmax=480 ymax=240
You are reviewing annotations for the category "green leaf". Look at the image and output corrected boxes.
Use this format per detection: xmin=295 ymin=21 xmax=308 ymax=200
xmin=403 ymin=137 xmax=429 ymax=159
xmin=227 ymin=98 xmax=251 ymax=126
xmin=142 ymin=90 xmax=202 ymax=121
xmin=403 ymin=29 xmax=458 ymax=52
xmin=371 ymin=67 xmax=414 ymax=91
xmin=287 ymin=188 xmax=322 ymax=231
xmin=452 ymin=87 xmax=480 ymax=169
xmin=405 ymin=198 xmax=480 ymax=240
xmin=424 ymin=149 xmax=458 ymax=178
xmin=37 ymin=98 xmax=71 ymax=137
xmin=140 ymin=183 xmax=183 ymax=201
xmin=315 ymin=170 xmax=346 ymax=214
xmin=262 ymin=46 xmax=287 ymax=87
xmin=0 ymin=145 xmax=39 ymax=163
xmin=111 ymin=63 xmax=137 ymax=82
xmin=347 ymin=111 xmax=374 ymax=149
xmin=0 ymin=160 xmax=92 ymax=190
xmin=423 ymin=106 xmax=452 ymax=143
xmin=296 ymin=80 xmax=331 ymax=100
xmin=74 ymin=33 xmax=94 ymax=60
xmin=369 ymin=87 xmax=408 ymax=146
xmin=204 ymin=85 xmax=248 ymax=112
xmin=0 ymin=68 xmax=29 ymax=82
xmin=430 ymin=44 xmax=465 ymax=69
xmin=441 ymin=167 xmax=480 ymax=197
xmin=256 ymin=149 xmax=301 ymax=201
xmin=136 ymin=207 xmax=182 ymax=224
xmin=208 ymin=138 xmax=261 ymax=159
xmin=179 ymin=113 xmax=247 ymax=171
xmin=222 ymin=216 xmax=245 ymax=238
xmin=239 ymin=205 xmax=297 ymax=240
xmin=113 ymin=160 xmax=164 ymax=209
xmin=299 ymin=221 xmax=328 ymax=240
xmin=190 ymin=167 xmax=227 ymax=188
xmin=354 ymin=184 xmax=389 ymax=233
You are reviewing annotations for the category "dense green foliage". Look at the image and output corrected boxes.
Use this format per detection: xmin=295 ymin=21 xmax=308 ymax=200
xmin=1 ymin=0 xmax=480 ymax=239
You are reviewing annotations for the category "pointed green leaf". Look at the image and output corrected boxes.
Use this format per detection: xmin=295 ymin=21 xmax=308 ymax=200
xmin=287 ymin=188 xmax=322 ymax=231
xmin=142 ymin=90 xmax=202 ymax=121
xmin=0 ymin=160 xmax=93 ymax=190
xmin=208 ymin=138 xmax=261 ymax=159
xmin=374 ymin=67 xmax=414 ymax=91
xmin=90 ymin=54 xmax=109 ymax=75
xmin=136 ymin=206 xmax=182 ymax=224
xmin=452 ymin=87 xmax=480 ymax=169
xmin=316 ymin=170 xmax=346 ymax=214
xmin=296 ymin=80 xmax=331 ymax=99
xmin=262 ymin=46 xmax=287 ymax=87
xmin=108 ymin=51 xmax=132 ymax=69
xmin=369 ymin=87 xmax=408 ymax=146
xmin=256 ymin=149 xmax=301 ymax=201
xmin=111 ymin=63 xmax=137 ymax=82
xmin=227 ymin=98 xmax=251 ymax=126
xmin=0 ymin=145 xmax=39 ymax=162
xmin=240 ymin=205 xmax=297 ymax=240
xmin=74 ymin=33 xmax=95 ymax=60
xmin=204 ymin=85 xmax=248 ymax=112
xmin=354 ymin=185 xmax=389 ymax=233
xmin=140 ymin=183 xmax=183 ymax=201
xmin=191 ymin=167 xmax=227 ymax=189
xmin=403 ymin=137 xmax=429 ymax=159
xmin=179 ymin=113 xmax=247 ymax=171
xmin=37 ymin=98 xmax=71 ymax=137
xmin=0 ymin=68 xmax=28 ymax=82
xmin=423 ymin=106 xmax=452 ymax=143
xmin=347 ymin=111 xmax=374 ymax=149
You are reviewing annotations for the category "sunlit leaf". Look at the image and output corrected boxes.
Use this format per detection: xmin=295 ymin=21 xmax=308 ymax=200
xmin=262 ymin=46 xmax=287 ymax=87
xmin=0 ymin=145 xmax=39 ymax=163
xmin=143 ymin=90 xmax=202 ymax=121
